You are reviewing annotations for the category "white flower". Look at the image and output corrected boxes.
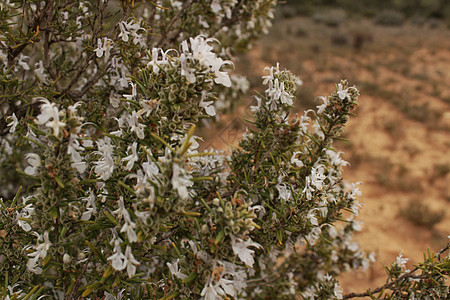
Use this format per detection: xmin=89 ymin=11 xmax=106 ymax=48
xmin=113 ymin=196 xmax=127 ymax=220
xmin=27 ymin=231 xmax=52 ymax=274
xmin=94 ymin=137 xmax=116 ymax=180
xmin=94 ymin=155 xmax=115 ymax=180
xmin=328 ymin=226 xmax=338 ymax=239
xmin=302 ymin=176 xmax=314 ymax=200
xmin=126 ymin=111 xmax=145 ymax=139
xmin=337 ymin=83 xmax=349 ymax=100
xmin=119 ymin=20 xmax=145 ymax=45
xmin=123 ymin=81 xmax=137 ymax=100
xmin=201 ymin=283 xmax=219 ymax=300
xmin=68 ymin=134 xmax=87 ymax=173
xmin=16 ymin=214 xmax=32 ymax=232
xmin=35 ymin=98 xmax=66 ymax=137
xmin=104 ymin=289 xmax=125 ymax=300
xmin=63 ymin=253 xmax=72 ymax=264
xmin=312 ymin=120 xmax=324 ymax=140
xmin=290 ymin=151 xmax=304 ymax=167
xmin=0 ymin=50 xmax=6 ymax=64
xmin=198 ymin=15 xmax=210 ymax=28
xmin=61 ymin=11 xmax=68 ymax=22
xmin=122 ymin=142 xmax=139 ymax=171
xmin=118 ymin=21 xmax=131 ymax=42
xmin=17 ymin=54 xmax=30 ymax=70
xmin=143 ymin=160 xmax=159 ymax=178
xmin=24 ymin=153 xmax=41 ymax=175
xmin=171 ymin=163 xmax=193 ymax=200
xmin=231 ymin=236 xmax=262 ymax=267
xmin=16 ymin=196 xmax=34 ymax=232
xmin=34 ymin=60 xmax=47 ymax=82
xmin=180 ymin=35 xmax=232 ymax=87
xmin=310 ymin=165 xmax=326 ymax=190
xmin=302 ymin=286 xmax=317 ymax=299
xmin=266 ymin=78 xmax=281 ymax=101
xmin=262 ymin=64 xmax=276 ymax=85
xmin=199 ymin=97 xmax=216 ymax=116
xmin=217 ymin=277 xmax=236 ymax=297
xmin=316 ymin=96 xmax=328 ymax=114
xmin=210 ymin=0 xmax=221 ymax=14
xmin=250 ymin=96 xmax=262 ymax=113
xmin=6 ymin=113 xmax=18 ymax=133
xmin=213 ymin=63 xmax=232 ymax=87
xmin=352 ymin=220 xmax=362 ymax=231
xmin=107 ymin=238 xmax=126 ymax=271
xmin=94 ymin=37 xmax=113 ymax=60
xmin=120 ymin=211 xmax=138 ymax=243
xmin=167 ymin=259 xmax=188 ymax=280
xmin=276 ymin=183 xmax=291 ymax=202
xmin=265 ymin=74 xmax=293 ymax=107
xmin=124 ymin=246 xmax=140 ymax=277
xmin=147 ymin=48 xmax=170 ymax=73
xmin=334 ymin=282 xmax=343 ymax=299
xmin=326 ymin=149 xmax=349 ymax=167
xmin=396 ymin=253 xmax=408 ymax=269
xmin=348 ymin=182 xmax=362 ymax=202
xmin=307 ymin=209 xmax=318 ymax=226
xmin=80 ymin=189 xmax=97 ymax=221
xmin=110 ymin=92 xmax=121 ymax=108
xmin=305 ymin=227 xmax=321 ymax=245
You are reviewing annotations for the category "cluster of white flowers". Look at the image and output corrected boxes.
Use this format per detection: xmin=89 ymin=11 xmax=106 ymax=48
xmin=107 ymin=238 xmax=140 ymax=278
xmin=201 ymin=260 xmax=249 ymax=300
xmin=180 ymin=35 xmax=232 ymax=87
xmin=35 ymin=98 xmax=66 ymax=137
xmin=118 ymin=19 xmax=146 ymax=46
xmin=259 ymin=63 xmax=302 ymax=111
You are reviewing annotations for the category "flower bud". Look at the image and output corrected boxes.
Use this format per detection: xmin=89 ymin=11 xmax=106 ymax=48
xmin=63 ymin=253 xmax=71 ymax=264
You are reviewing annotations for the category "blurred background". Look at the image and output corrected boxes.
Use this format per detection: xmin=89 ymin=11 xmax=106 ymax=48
xmin=202 ymin=0 xmax=450 ymax=293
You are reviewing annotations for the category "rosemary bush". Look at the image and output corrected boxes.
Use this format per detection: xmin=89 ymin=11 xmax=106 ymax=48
xmin=0 ymin=1 xmax=448 ymax=299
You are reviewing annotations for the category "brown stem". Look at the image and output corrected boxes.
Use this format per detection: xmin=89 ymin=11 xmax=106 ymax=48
xmin=62 ymin=1 xmax=132 ymax=100
xmin=7 ymin=0 xmax=56 ymax=65
xmin=156 ymin=0 xmax=193 ymax=48
xmin=65 ymin=253 xmax=93 ymax=300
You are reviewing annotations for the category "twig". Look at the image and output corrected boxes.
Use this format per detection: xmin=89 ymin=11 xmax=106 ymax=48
xmin=62 ymin=1 xmax=132 ymax=100
xmin=7 ymin=0 xmax=56 ymax=65
xmin=343 ymin=243 xmax=450 ymax=299
xmin=156 ymin=0 xmax=193 ymax=48
xmin=65 ymin=252 xmax=94 ymax=300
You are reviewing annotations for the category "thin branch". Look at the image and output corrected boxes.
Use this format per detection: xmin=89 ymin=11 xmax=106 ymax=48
xmin=155 ymin=0 xmax=193 ymax=48
xmin=7 ymin=0 xmax=55 ymax=65
xmin=343 ymin=243 xmax=450 ymax=299
xmin=63 ymin=1 xmax=133 ymax=100
xmin=65 ymin=252 xmax=94 ymax=300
